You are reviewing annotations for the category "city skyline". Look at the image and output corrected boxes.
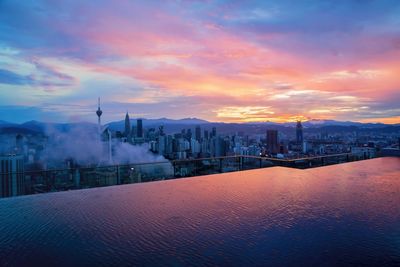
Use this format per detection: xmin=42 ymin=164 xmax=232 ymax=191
xmin=1 ymin=1 xmax=400 ymax=124
xmin=1 ymin=2 xmax=399 ymax=265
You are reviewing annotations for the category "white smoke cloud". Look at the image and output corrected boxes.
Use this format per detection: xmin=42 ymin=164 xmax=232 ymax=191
xmin=41 ymin=124 xmax=170 ymax=170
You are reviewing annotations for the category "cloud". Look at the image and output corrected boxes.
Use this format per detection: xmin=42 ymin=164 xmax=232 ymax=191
xmin=0 ymin=48 xmax=76 ymax=90
xmin=215 ymin=106 xmax=275 ymax=122
xmin=0 ymin=0 xmax=399 ymax=123
xmin=0 ymin=69 xmax=33 ymax=85
xmin=42 ymin=124 xmax=170 ymax=167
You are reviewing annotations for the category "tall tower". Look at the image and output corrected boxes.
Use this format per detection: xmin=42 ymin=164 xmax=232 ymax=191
xmin=296 ymin=120 xmax=303 ymax=144
xmin=96 ymin=97 xmax=103 ymax=134
xmin=124 ymin=112 xmax=131 ymax=137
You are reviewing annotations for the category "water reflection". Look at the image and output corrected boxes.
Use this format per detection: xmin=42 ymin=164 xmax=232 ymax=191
xmin=0 ymin=157 xmax=399 ymax=266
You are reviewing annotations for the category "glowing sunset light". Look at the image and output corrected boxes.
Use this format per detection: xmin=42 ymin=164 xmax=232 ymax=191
xmin=0 ymin=0 xmax=399 ymax=124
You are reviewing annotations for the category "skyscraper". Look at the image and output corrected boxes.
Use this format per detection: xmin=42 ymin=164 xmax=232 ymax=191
xmin=15 ymin=134 xmax=24 ymax=155
xmin=211 ymin=127 xmax=217 ymax=138
xmin=0 ymin=154 xmax=24 ymax=198
xmin=186 ymin=129 xmax=192 ymax=140
xmin=266 ymin=130 xmax=279 ymax=154
xmin=137 ymin=119 xmax=143 ymax=138
xmin=159 ymin=125 xmax=165 ymax=136
xmin=204 ymin=130 xmax=209 ymax=140
xmin=125 ymin=112 xmax=131 ymax=137
xmin=296 ymin=121 xmax=303 ymax=144
xmin=96 ymin=97 xmax=103 ymax=134
xmin=158 ymin=135 xmax=166 ymax=155
xmin=195 ymin=126 xmax=201 ymax=141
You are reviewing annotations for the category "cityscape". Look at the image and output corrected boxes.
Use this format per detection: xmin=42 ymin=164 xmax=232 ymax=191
xmin=0 ymin=97 xmax=399 ymax=198
xmin=1 ymin=0 xmax=400 ymax=266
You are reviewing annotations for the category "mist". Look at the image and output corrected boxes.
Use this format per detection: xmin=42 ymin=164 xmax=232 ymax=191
xmin=41 ymin=124 xmax=168 ymax=168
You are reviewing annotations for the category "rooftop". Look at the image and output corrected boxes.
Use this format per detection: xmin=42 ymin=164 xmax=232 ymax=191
xmin=1 ymin=157 xmax=400 ymax=266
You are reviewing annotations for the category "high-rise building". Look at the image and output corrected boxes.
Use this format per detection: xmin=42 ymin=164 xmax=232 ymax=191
xmin=186 ymin=129 xmax=192 ymax=140
xmin=0 ymin=154 xmax=24 ymax=198
xmin=266 ymin=130 xmax=279 ymax=154
xmin=191 ymin=139 xmax=201 ymax=154
xmin=16 ymin=133 xmax=23 ymax=147
xmin=195 ymin=126 xmax=201 ymax=141
xmin=296 ymin=121 xmax=303 ymax=144
xmin=166 ymin=135 xmax=173 ymax=154
xmin=96 ymin=97 xmax=103 ymax=134
xmin=102 ymin=128 xmax=113 ymax=164
xmin=137 ymin=119 xmax=143 ymax=138
xmin=215 ymin=136 xmax=230 ymax=157
xmin=15 ymin=134 xmax=24 ymax=155
xmin=204 ymin=130 xmax=209 ymax=140
xmin=159 ymin=125 xmax=165 ymax=136
xmin=131 ymin=126 xmax=136 ymax=137
xmin=211 ymin=127 xmax=217 ymax=138
xmin=158 ymin=135 xmax=166 ymax=155
xmin=125 ymin=112 xmax=131 ymax=137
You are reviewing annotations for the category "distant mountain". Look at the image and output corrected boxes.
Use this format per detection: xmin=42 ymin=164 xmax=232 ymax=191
xmin=302 ymin=119 xmax=362 ymax=127
xmin=175 ymin=118 xmax=210 ymax=124
xmin=0 ymin=120 xmax=98 ymax=134
xmin=301 ymin=119 xmax=382 ymax=127
xmin=21 ymin=120 xmax=46 ymax=132
xmin=0 ymin=120 xmax=18 ymax=127
xmin=0 ymin=126 xmax=42 ymax=135
xmin=249 ymin=119 xmax=394 ymax=128
xmin=0 ymin=118 xmax=398 ymax=136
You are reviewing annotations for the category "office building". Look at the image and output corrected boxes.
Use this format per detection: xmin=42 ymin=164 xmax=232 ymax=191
xmin=0 ymin=154 xmax=24 ymax=198
xmin=296 ymin=121 xmax=303 ymax=144
xmin=266 ymin=130 xmax=279 ymax=154
xmin=137 ymin=119 xmax=143 ymax=138
xmin=211 ymin=127 xmax=217 ymax=138
xmin=195 ymin=126 xmax=201 ymax=141
xmin=204 ymin=130 xmax=209 ymax=140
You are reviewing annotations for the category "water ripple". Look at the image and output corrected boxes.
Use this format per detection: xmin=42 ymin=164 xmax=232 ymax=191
xmin=0 ymin=157 xmax=400 ymax=266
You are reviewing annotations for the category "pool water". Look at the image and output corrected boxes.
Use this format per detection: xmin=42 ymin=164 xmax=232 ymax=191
xmin=1 ymin=157 xmax=399 ymax=266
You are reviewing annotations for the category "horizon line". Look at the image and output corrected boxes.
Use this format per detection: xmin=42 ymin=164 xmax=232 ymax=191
xmin=1 ymin=117 xmax=399 ymax=126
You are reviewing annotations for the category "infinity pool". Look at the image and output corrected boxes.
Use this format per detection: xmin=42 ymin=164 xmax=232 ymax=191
xmin=1 ymin=157 xmax=399 ymax=266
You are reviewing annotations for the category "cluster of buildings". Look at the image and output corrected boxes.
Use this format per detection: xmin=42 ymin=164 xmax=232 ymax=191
xmin=0 ymin=98 xmax=399 ymax=198
xmin=93 ymin=99 xmax=399 ymax=163
xmin=147 ymin=120 xmax=386 ymax=161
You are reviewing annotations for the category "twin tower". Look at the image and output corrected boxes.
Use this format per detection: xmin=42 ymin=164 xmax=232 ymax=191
xmin=124 ymin=112 xmax=144 ymax=138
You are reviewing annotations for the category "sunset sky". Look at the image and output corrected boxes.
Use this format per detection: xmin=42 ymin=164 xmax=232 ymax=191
xmin=0 ymin=0 xmax=399 ymax=124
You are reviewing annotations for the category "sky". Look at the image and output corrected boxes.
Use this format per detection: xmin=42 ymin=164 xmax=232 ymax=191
xmin=0 ymin=0 xmax=399 ymax=124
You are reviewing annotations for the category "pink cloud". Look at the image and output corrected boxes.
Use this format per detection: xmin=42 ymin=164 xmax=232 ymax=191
xmin=2 ymin=0 xmax=399 ymax=123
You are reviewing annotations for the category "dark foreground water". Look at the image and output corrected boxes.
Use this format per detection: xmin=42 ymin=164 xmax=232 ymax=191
xmin=1 ymin=157 xmax=399 ymax=267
